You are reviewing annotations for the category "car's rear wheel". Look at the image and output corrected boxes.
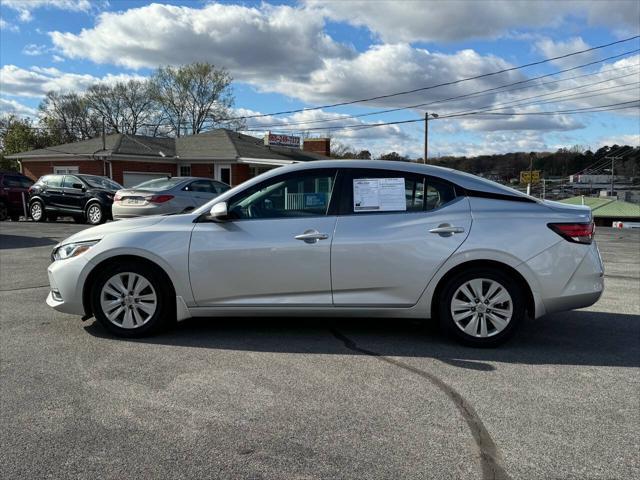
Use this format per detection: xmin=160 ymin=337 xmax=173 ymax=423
xmin=438 ymin=267 xmax=525 ymax=347
xmin=86 ymin=203 xmax=104 ymax=225
xmin=0 ymin=202 xmax=7 ymax=221
xmin=91 ymin=262 xmax=175 ymax=338
xmin=30 ymin=200 xmax=46 ymax=222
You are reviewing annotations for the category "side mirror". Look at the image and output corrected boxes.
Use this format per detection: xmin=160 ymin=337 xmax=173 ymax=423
xmin=210 ymin=201 xmax=229 ymax=221
xmin=72 ymin=183 xmax=84 ymax=190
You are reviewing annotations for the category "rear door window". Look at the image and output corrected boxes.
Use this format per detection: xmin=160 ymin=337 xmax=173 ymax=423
xmin=2 ymin=175 xmax=33 ymax=188
xmin=340 ymin=169 xmax=456 ymax=214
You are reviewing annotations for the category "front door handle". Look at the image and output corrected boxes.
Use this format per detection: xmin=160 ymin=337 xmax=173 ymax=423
xmin=429 ymin=224 xmax=465 ymax=237
xmin=295 ymin=229 xmax=329 ymax=244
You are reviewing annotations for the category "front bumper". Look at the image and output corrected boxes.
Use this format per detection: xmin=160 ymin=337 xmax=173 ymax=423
xmin=45 ymin=254 xmax=91 ymax=316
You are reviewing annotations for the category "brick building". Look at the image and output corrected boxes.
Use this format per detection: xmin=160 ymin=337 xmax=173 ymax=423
xmin=7 ymin=130 xmax=330 ymax=187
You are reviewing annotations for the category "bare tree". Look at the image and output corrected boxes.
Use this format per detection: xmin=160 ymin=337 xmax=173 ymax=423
xmin=85 ymin=80 xmax=155 ymax=134
xmin=150 ymin=63 xmax=243 ymax=137
xmin=39 ymin=91 xmax=101 ymax=142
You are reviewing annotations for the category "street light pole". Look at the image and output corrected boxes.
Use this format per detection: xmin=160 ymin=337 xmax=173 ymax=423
xmin=423 ymin=112 xmax=438 ymax=164
xmin=424 ymin=112 xmax=428 ymax=164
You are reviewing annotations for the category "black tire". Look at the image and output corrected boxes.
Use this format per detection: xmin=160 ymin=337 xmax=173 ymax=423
xmin=438 ymin=267 xmax=525 ymax=347
xmin=30 ymin=200 xmax=46 ymax=222
xmin=85 ymin=202 xmax=105 ymax=225
xmin=0 ymin=202 xmax=7 ymax=221
xmin=10 ymin=214 xmax=20 ymax=222
xmin=91 ymin=261 xmax=175 ymax=338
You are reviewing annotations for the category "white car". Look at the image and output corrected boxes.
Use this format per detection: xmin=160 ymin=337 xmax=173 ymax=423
xmin=46 ymin=160 xmax=604 ymax=346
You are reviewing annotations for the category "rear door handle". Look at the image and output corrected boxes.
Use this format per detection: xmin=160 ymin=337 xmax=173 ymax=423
xmin=429 ymin=224 xmax=465 ymax=236
xmin=295 ymin=229 xmax=329 ymax=244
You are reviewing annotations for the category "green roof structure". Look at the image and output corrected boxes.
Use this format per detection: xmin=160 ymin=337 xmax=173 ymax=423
xmin=559 ymin=196 xmax=640 ymax=218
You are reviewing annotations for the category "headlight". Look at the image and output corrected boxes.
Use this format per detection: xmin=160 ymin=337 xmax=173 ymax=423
xmin=52 ymin=240 xmax=100 ymax=261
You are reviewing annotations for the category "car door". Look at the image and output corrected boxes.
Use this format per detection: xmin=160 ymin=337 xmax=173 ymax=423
xmin=331 ymin=168 xmax=471 ymax=306
xmin=189 ymin=168 xmax=339 ymax=306
xmin=61 ymin=175 xmax=86 ymax=212
xmin=42 ymin=175 xmax=65 ymax=209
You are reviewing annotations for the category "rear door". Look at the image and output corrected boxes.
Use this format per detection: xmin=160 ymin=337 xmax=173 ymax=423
xmin=1 ymin=174 xmax=32 ymax=213
xmin=331 ymin=168 xmax=471 ymax=306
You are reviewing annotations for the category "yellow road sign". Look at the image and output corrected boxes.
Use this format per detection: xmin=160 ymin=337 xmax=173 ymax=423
xmin=520 ymin=170 xmax=541 ymax=184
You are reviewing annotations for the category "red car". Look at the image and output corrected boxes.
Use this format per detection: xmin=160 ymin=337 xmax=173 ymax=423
xmin=0 ymin=171 xmax=33 ymax=221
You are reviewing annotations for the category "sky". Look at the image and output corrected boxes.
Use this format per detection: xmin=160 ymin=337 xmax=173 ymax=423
xmin=0 ymin=0 xmax=639 ymax=158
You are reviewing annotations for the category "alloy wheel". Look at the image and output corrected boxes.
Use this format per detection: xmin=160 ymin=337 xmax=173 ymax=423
xmin=100 ymin=272 xmax=157 ymax=329
xmin=450 ymin=278 xmax=513 ymax=338
xmin=87 ymin=204 xmax=102 ymax=224
xmin=30 ymin=202 xmax=43 ymax=221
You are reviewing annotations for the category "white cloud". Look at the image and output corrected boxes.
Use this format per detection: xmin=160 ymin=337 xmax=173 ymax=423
xmin=23 ymin=44 xmax=49 ymax=56
xmin=50 ymin=2 xmax=354 ymax=81
xmin=0 ymin=65 xmax=144 ymax=97
xmin=535 ymin=37 xmax=595 ymax=68
xmin=431 ymin=132 xmax=549 ymax=157
xmin=0 ymin=98 xmax=38 ymax=117
xmin=2 ymin=0 xmax=92 ymax=22
xmin=0 ymin=16 xmax=19 ymax=32
xmin=257 ymin=43 xmax=525 ymax=109
xmin=306 ymin=0 xmax=640 ymax=43
xmin=597 ymin=134 xmax=640 ymax=146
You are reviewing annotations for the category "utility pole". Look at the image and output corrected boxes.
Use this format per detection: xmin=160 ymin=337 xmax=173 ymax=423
xmin=424 ymin=112 xmax=428 ymax=164
xmin=609 ymin=156 xmax=614 ymax=197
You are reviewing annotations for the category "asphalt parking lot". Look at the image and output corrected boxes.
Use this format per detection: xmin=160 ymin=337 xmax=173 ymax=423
xmin=1 ymin=221 xmax=638 ymax=480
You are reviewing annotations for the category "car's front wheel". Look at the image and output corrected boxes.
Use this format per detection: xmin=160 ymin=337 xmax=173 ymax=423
xmin=438 ymin=267 xmax=525 ymax=347
xmin=91 ymin=262 xmax=175 ymax=338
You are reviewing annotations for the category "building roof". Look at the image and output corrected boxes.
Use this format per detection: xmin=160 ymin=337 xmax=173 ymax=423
xmin=7 ymin=129 xmax=328 ymax=163
xmin=560 ymin=196 xmax=640 ymax=218
xmin=5 ymin=134 xmax=175 ymax=159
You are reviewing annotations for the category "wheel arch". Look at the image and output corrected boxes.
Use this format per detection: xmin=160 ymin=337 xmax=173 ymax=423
xmin=82 ymin=254 xmax=176 ymax=318
xmin=430 ymin=259 xmax=535 ymax=320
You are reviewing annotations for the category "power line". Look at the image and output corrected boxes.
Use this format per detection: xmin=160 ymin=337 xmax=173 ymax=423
xmin=245 ymin=65 xmax=640 ymax=131
xmin=242 ymin=100 xmax=640 ymax=135
xmin=245 ymin=53 xmax=640 ymax=130
xmin=227 ymin=35 xmax=640 ymax=121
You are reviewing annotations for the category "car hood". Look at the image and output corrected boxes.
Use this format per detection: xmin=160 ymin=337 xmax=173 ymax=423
xmin=56 ymin=216 xmax=167 ymax=246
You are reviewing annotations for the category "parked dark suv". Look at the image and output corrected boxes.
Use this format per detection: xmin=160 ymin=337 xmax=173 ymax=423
xmin=28 ymin=174 xmax=122 ymax=225
xmin=0 ymin=171 xmax=33 ymax=221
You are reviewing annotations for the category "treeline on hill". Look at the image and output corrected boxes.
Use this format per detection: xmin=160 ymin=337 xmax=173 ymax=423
xmin=0 ymin=62 xmax=243 ymax=170
xmin=331 ymin=144 xmax=639 ymax=180
xmin=431 ymin=146 xmax=639 ymax=179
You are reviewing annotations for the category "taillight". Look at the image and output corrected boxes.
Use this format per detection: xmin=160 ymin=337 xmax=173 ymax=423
xmin=149 ymin=194 xmax=174 ymax=204
xmin=548 ymin=222 xmax=594 ymax=244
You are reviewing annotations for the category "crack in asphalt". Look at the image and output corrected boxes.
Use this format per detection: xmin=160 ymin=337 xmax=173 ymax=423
xmin=330 ymin=328 xmax=511 ymax=480
xmin=0 ymin=285 xmax=49 ymax=292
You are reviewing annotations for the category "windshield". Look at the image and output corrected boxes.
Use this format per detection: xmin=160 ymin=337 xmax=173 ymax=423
xmin=81 ymin=176 xmax=122 ymax=190
xmin=131 ymin=177 xmax=184 ymax=191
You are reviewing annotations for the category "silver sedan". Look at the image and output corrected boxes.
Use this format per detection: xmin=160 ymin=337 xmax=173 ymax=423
xmin=112 ymin=176 xmax=229 ymax=219
xmin=46 ymin=160 xmax=603 ymax=347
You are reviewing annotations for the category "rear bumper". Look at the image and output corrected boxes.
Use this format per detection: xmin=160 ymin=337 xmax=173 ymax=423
xmin=112 ymin=203 xmax=178 ymax=219
xmin=524 ymin=240 xmax=604 ymax=316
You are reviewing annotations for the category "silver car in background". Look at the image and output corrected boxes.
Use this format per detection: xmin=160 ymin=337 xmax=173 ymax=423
xmin=46 ymin=160 xmax=604 ymax=347
xmin=112 ymin=176 xmax=229 ymax=219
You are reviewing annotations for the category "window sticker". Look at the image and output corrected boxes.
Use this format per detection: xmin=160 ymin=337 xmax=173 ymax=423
xmin=353 ymin=178 xmax=406 ymax=212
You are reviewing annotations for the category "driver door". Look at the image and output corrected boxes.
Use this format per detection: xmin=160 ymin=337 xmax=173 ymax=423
xmin=189 ymin=168 xmax=339 ymax=306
